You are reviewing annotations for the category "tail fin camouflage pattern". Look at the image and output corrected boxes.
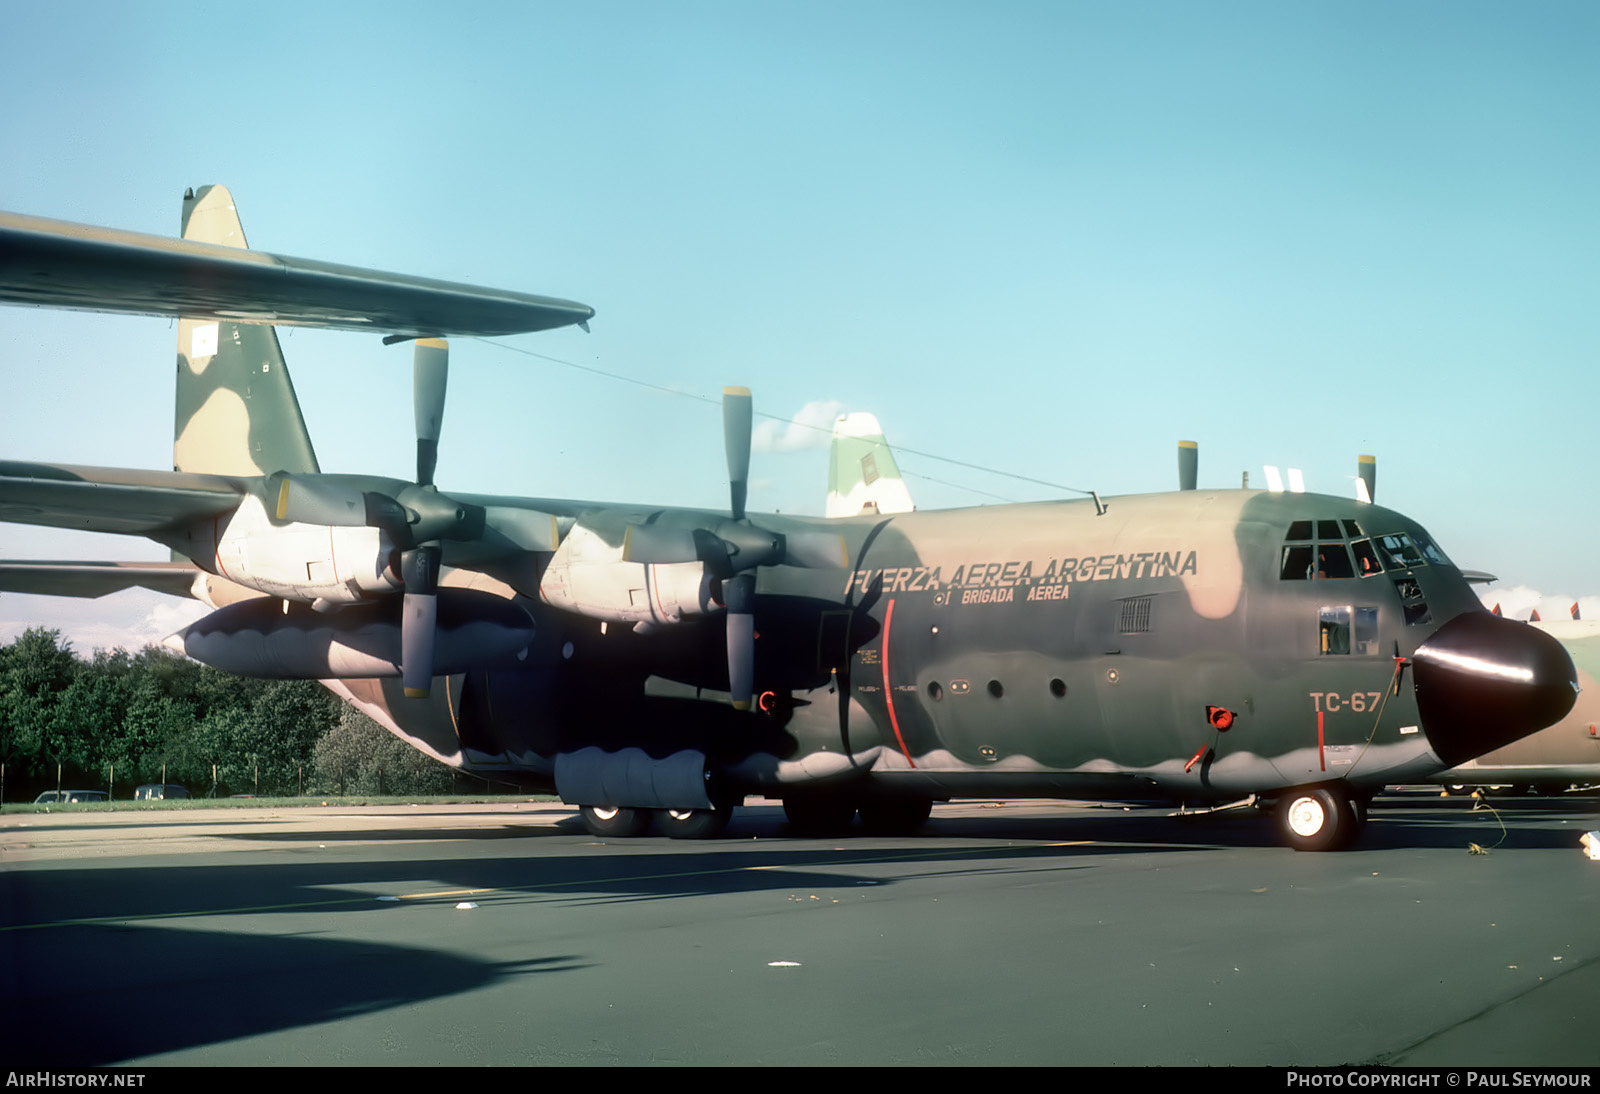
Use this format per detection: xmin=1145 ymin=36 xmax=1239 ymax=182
xmin=825 ymin=411 xmax=914 ymax=518
xmin=174 ymin=185 xmax=319 ymax=477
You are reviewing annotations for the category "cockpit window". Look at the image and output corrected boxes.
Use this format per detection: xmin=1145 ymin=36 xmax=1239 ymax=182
xmin=1281 ymin=545 xmax=1314 ymax=580
xmin=1393 ymin=577 xmax=1432 ymax=626
xmin=1409 ymin=529 xmax=1452 ymax=568
xmin=1319 ymin=544 xmax=1355 ymax=579
xmin=1374 ymin=533 xmax=1426 ymax=570
xmin=1350 ymin=539 xmax=1384 ymax=577
xmin=1281 ymin=521 xmax=1438 ymax=581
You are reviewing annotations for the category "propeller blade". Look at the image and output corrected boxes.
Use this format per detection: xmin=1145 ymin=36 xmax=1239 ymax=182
xmin=1178 ymin=440 xmax=1198 ymax=491
xmin=723 ymin=572 xmax=755 ymax=710
xmin=401 ymin=545 xmax=442 ymax=698
xmin=783 ymin=530 xmax=850 ymax=569
xmin=1357 ymin=454 xmax=1376 ymax=504
xmin=483 ymin=507 xmax=562 ymax=552
xmin=723 ymin=386 xmax=752 ymax=522
xmin=272 ymin=474 xmax=369 ymax=527
xmin=414 ymin=338 xmax=449 ymax=487
xmin=622 ymin=523 xmax=702 ymax=566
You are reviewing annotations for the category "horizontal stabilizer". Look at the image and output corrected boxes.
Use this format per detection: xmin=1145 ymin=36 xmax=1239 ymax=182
xmin=0 ymin=560 xmax=201 ymax=599
xmin=0 ymin=211 xmax=594 ymax=338
xmin=0 ymin=461 xmax=245 ymax=535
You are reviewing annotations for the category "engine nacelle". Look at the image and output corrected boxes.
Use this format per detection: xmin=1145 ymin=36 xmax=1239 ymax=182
xmin=539 ymin=518 xmax=718 ymax=625
xmin=183 ymin=494 xmax=403 ymax=605
xmin=169 ymin=589 xmax=535 ymax=679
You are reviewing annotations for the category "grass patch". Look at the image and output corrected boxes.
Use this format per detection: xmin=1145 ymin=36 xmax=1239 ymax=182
xmin=1 ymin=794 xmax=561 ymax=815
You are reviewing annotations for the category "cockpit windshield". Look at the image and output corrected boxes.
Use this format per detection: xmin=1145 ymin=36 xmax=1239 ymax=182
xmin=1279 ymin=517 xmax=1451 ymax=582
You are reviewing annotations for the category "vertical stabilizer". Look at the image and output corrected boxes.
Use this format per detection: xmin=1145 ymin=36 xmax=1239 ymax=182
xmin=174 ymin=185 xmax=319 ymax=476
xmin=825 ymin=412 xmax=915 ymax=518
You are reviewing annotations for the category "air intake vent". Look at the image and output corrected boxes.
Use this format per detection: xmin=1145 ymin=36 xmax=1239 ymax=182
xmin=1119 ymin=596 xmax=1152 ymax=634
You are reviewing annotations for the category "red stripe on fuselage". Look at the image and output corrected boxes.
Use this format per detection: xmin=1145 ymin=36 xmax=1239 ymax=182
xmin=881 ymin=598 xmax=915 ymax=768
xmin=1317 ymin=710 xmax=1326 ymax=772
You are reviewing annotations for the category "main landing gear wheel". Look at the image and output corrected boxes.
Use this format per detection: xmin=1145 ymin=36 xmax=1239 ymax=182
xmin=1278 ymin=786 xmax=1360 ymax=852
xmin=782 ymin=795 xmax=857 ymax=836
xmin=857 ymin=798 xmax=933 ymax=835
xmin=655 ymin=802 xmax=736 ymax=840
xmin=579 ymin=804 xmax=652 ymax=838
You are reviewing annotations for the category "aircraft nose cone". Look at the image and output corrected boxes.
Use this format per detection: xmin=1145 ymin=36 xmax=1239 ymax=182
xmin=1412 ymin=611 xmax=1578 ymax=768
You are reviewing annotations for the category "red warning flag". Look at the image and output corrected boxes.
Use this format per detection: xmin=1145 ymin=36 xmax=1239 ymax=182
xmin=1573 ymin=603 xmax=1582 ymax=621
xmin=1491 ymin=603 xmax=1502 ymax=616
xmin=1530 ymin=609 xmax=1541 ymax=622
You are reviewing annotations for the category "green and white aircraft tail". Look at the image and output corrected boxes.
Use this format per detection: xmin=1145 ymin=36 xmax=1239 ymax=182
xmin=174 ymin=185 xmax=319 ymax=478
xmin=824 ymin=411 xmax=914 ymax=518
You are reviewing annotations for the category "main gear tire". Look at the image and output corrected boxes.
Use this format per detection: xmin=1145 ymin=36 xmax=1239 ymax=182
xmin=783 ymin=795 xmax=857 ymax=836
xmin=579 ymin=804 xmax=652 ymax=838
xmin=656 ymin=802 xmax=736 ymax=840
xmin=858 ymin=798 xmax=933 ymax=835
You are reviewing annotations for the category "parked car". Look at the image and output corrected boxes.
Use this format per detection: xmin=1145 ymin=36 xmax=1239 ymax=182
xmin=134 ymin=784 xmax=191 ymax=801
xmin=32 ymin=790 xmax=109 ymax=804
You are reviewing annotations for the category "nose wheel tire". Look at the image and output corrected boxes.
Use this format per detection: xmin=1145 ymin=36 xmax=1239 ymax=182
xmin=1279 ymin=786 xmax=1359 ymax=852
xmin=579 ymin=804 xmax=652 ymax=838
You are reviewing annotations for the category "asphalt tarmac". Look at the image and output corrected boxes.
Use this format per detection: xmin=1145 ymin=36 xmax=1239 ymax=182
xmin=1 ymin=792 xmax=1596 ymax=1067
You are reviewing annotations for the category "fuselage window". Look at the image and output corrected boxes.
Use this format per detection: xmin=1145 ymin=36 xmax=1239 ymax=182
xmin=1319 ymin=606 xmax=1351 ymax=654
xmin=1353 ymin=607 xmax=1379 ymax=654
xmin=1286 ymin=520 xmax=1313 ymax=541
xmin=1319 ymin=605 xmax=1379 ymax=655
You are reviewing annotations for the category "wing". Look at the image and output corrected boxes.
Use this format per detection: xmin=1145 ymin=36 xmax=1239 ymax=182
xmin=0 ymin=560 xmax=201 ymax=599
xmin=0 ymin=211 xmax=594 ymax=338
xmin=0 ymin=461 xmax=246 ymax=535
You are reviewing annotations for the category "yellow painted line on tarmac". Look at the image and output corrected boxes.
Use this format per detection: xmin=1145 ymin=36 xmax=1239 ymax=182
xmin=1 ymin=840 xmax=1099 ymax=934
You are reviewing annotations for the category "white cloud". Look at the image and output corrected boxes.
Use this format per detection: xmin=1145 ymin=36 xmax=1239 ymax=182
xmin=752 ymin=399 xmax=846 ymax=453
xmin=0 ymin=590 xmax=209 ymax=655
xmin=1476 ymin=585 xmax=1599 ymax=623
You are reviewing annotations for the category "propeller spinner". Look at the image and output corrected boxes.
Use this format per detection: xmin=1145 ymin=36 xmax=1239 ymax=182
xmin=621 ymin=386 xmax=847 ymax=710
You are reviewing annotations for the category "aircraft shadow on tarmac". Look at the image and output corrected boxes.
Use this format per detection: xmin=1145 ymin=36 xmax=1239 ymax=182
xmin=0 ymin=842 xmax=1124 ymax=1064
xmin=1 ymin=921 xmax=582 ymax=1065
xmin=3 ymin=796 xmax=1593 ymax=1064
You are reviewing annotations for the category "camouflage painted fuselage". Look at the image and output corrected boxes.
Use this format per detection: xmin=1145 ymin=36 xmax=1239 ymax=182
xmin=338 ymin=487 xmax=1554 ymax=809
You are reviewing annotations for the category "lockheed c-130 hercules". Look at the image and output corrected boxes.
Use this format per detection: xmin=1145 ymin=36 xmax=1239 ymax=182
xmin=0 ymin=186 xmax=1579 ymax=850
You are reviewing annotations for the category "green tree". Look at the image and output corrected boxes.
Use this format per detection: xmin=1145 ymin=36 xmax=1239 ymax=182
xmin=0 ymin=629 xmax=79 ymax=792
xmin=314 ymin=708 xmax=453 ymax=796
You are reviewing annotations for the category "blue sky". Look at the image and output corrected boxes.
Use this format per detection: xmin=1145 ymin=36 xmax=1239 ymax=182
xmin=2 ymin=1 xmax=1596 ymax=649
